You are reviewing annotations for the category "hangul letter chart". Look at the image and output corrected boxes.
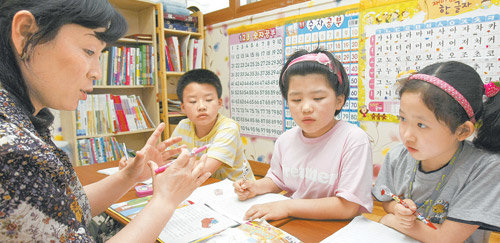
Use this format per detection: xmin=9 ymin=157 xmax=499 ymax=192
xmin=283 ymin=6 xmax=360 ymax=130
xmin=229 ymin=26 xmax=285 ymax=138
xmin=359 ymin=0 xmax=500 ymax=122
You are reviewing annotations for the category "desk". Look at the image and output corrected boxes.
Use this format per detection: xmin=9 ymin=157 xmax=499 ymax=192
xmin=279 ymin=219 xmax=349 ymax=242
xmin=74 ymin=161 xmax=289 ymax=226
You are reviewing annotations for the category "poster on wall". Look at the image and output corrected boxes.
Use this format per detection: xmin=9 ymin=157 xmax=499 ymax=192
xmin=229 ymin=26 xmax=285 ymax=138
xmin=283 ymin=5 xmax=360 ymax=130
xmin=359 ymin=0 xmax=500 ymax=122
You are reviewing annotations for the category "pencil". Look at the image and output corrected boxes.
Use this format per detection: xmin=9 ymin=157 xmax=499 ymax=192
xmin=122 ymin=143 xmax=129 ymax=160
xmin=381 ymin=187 xmax=437 ymax=230
xmin=155 ymin=145 xmax=209 ymax=174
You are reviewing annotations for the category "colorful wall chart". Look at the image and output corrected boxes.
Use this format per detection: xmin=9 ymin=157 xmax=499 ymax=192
xmin=229 ymin=25 xmax=285 ymax=138
xmin=359 ymin=0 xmax=500 ymax=122
xmin=283 ymin=5 xmax=360 ymax=129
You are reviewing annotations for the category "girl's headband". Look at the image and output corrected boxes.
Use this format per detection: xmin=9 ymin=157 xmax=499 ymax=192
xmin=281 ymin=53 xmax=342 ymax=85
xmin=409 ymin=74 xmax=477 ymax=123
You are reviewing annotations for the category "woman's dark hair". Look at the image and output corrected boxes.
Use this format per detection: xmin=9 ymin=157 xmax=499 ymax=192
xmin=177 ymin=69 xmax=222 ymax=102
xmin=0 ymin=0 xmax=127 ymax=130
xmin=279 ymin=49 xmax=349 ymax=116
xmin=398 ymin=61 xmax=500 ymax=153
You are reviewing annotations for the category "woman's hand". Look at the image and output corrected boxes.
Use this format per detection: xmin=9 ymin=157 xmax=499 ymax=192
xmin=148 ymin=150 xmax=211 ymax=205
xmin=120 ymin=123 xmax=184 ymax=183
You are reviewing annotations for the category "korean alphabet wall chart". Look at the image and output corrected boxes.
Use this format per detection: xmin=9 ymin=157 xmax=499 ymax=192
xmin=228 ymin=0 xmax=499 ymax=139
xmin=359 ymin=0 xmax=500 ymax=122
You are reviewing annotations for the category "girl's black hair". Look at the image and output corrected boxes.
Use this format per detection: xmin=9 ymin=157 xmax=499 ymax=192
xmin=398 ymin=61 xmax=500 ymax=153
xmin=0 ymin=0 xmax=127 ymax=131
xmin=279 ymin=49 xmax=349 ymax=116
xmin=177 ymin=69 xmax=222 ymax=102
xmin=474 ymin=87 xmax=500 ymax=152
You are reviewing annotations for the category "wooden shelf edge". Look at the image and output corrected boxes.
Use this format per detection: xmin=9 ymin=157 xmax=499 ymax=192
xmin=164 ymin=28 xmax=202 ymax=37
xmin=167 ymin=113 xmax=187 ymax=117
xmin=76 ymin=128 xmax=157 ymax=139
xmin=92 ymin=85 xmax=156 ymax=89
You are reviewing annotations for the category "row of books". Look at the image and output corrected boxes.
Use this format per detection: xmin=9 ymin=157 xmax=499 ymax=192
xmin=94 ymin=44 xmax=155 ymax=86
xmin=167 ymin=98 xmax=182 ymax=113
xmin=75 ymin=94 xmax=154 ymax=137
xmin=77 ymin=137 xmax=126 ymax=165
xmin=165 ymin=36 xmax=203 ymax=72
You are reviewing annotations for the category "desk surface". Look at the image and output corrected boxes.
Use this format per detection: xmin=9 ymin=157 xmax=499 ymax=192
xmin=74 ymin=161 xmax=290 ymax=226
xmin=75 ymin=161 xmax=500 ymax=243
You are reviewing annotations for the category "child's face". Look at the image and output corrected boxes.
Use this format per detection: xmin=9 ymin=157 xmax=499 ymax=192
xmin=181 ymin=82 xmax=222 ymax=130
xmin=399 ymin=92 xmax=462 ymax=167
xmin=287 ymin=73 xmax=344 ymax=138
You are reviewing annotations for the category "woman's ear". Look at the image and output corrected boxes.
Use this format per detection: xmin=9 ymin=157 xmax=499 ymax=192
xmin=456 ymin=121 xmax=475 ymax=141
xmin=11 ymin=10 xmax=38 ymax=58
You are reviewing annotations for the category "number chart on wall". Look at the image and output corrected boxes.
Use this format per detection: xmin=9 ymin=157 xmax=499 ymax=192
xmin=283 ymin=5 xmax=360 ymax=130
xmin=359 ymin=0 xmax=500 ymax=122
xmin=229 ymin=26 xmax=285 ymax=138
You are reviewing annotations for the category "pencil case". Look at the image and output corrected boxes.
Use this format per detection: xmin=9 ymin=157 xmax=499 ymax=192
xmin=135 ymin=184 xmax=153 ymax=197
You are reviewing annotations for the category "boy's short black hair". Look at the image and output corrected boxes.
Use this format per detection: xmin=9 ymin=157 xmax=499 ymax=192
xmin=177 ymin=69 xmax=222 ymax=102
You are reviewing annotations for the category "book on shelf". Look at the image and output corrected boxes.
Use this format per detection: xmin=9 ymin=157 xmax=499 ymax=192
xmin=160 ymin=0 xmax=191 ymax=16
xmin=164 ymin=12 xmax=198 ymax=23
xmin=194 ymin=39 xmax=203 ymax=69
xmin=164 ymin=40 xmax=174 ymax=71
xmin=109 ymin=179 xmax=296 ymax=242
xmin=166 ymin=36 xmax=181 ymax=72
xmin=164 ymin=19 xmax=198 ymax=32
xmin=75 ymin=94 xmax=154 ymax=136
xmin=179 ymin=35 xmax=190 ymax=72
xmin=100 ymin=44 xmax=155 ymax=86
xmin=77 ymin=136 xmax=125 ymax=165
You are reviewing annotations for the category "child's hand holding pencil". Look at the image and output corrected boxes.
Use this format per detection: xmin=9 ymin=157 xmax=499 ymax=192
xmin=233 ymin=176 xmax=257 ymax=201
xmin=381 ymin=186 xmax=437 ymax=230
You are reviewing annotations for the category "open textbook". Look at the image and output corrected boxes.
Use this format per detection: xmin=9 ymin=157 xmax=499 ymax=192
xmin=320 ymin=215 xmax=420 ymax=243
xmin=110 ymin=179 xmax=294 ymax=242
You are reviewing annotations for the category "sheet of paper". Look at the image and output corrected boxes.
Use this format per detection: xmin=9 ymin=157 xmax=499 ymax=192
xmin=320 ymin=216 xmax=419 ymax=243
xmin=188 ymin=179 xmax=290 ymax=223
xmin=158 ymin=203 xmax=238 ymax=242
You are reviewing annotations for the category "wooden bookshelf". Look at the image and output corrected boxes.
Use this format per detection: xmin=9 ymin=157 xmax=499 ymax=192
xmin=60 ymin=0 xmax=161 ymax=166
xmin=156 ymin=7 xmax=205 ymax=139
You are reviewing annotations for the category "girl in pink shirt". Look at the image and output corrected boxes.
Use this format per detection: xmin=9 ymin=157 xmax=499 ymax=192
xmin=234 ymin=49 xmax=373 ymax=221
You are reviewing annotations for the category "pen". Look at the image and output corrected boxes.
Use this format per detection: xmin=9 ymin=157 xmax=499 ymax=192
xmin=155 ymin=145 xmax=209 ymax=174
xmin=190 ymin=145 xmax=209 ymax=156
xmin=123 ymin=143 xmax=129 ymax=160
xmin=380 ymin=187 xmax=437 ymax=230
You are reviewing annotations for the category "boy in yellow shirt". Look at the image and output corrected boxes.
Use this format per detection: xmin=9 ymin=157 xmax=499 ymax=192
xmin=171 ymin=69 xmax=255 ymax=181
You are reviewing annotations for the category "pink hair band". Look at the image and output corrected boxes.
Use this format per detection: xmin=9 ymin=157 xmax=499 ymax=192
xmin=409 ymin=74 xmax=476 ymax=123
xmin=281 ymin=53 xmax=342 ymax=85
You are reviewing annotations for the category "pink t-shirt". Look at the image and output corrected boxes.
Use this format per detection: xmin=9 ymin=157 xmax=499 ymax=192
xmin=266 ymin=120 xmax=373 ymax=213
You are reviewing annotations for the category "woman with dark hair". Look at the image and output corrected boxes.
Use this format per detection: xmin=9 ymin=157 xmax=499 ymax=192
xmin=0 ymin=0 xmax=210 ymax=241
